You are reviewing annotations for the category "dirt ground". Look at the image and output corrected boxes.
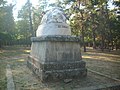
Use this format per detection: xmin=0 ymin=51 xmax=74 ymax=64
xmin=82 ymin=47 xmax=120 ymax=79
xmin=0 ymin=46 xmax=29 ymax=90
xmin=0 ymin=46 xmax=120 ymax=90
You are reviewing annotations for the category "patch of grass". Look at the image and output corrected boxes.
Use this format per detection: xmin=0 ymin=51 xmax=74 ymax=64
xmin=0 ymin=60 xmax=7 ymax=90
xmin=0 ymin=77 xmax=7 ymax=90
xmin=0 ymin=46 xmax=30 ymax=90
xmin=0 ymin=46 xmax=30 ymax=59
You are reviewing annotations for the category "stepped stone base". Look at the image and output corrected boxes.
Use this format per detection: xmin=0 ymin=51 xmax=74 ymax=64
xmin=27 ymin=36 xmax=87 ymax=81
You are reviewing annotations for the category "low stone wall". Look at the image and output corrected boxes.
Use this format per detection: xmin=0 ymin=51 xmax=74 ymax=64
xmin=27 ymin=35 xmax=87 ymax=81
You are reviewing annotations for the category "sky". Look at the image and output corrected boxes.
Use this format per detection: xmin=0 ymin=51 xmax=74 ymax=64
xmin=6 ymin=0 xmax=40 ymax=20
xmin=6 ymin=0 xmax=57 ymax=20
xmin=6 ymin=0 xmax=114 ymax=20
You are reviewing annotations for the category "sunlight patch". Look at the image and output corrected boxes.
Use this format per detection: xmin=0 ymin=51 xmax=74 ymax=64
xmin=82 ymin=56 xmax=92 ymax=59
xmin=17 ymin=59 xmax=25 ymax=62
xmin=0 ymin=52 xmax=3 ymax=53
xmin=24 ymin=50 xmax=30 ymax=53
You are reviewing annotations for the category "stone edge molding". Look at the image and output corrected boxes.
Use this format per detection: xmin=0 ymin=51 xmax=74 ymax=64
xmin=6 ymin=64 xmax=15 ymax=90
xmin=31 ymin=35 xmax=80 ymax=42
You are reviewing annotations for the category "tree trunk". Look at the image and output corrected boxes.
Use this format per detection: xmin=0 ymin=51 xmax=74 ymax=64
xmin=0 ymin=42 xmax=1 ymax=48
xmin=91 ymin=13 xmax=96 ymax=49
xmin=79 ymin=9 xmax=86 ymax=52
xmin=101 ymin=35 xmax=104 ymax=51
xmin=115 ymin=39 xmax=118 ymax=51
xmin=81 ymin=26 xmax=86 ymax=52
xmin=28 ymin=0 xmax=34 ymax=37
xmin=92 ymin=29 xmax=96 ymax=49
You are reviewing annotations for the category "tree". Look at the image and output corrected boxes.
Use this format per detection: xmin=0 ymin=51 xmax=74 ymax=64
xmin=0 ymin=0 xmax=15 ymax=47
xmin=14 ymin=20 xmax=31 ymax=46
xmin=27 ymin=0 xmax=34 ymax=36
xmin=108 ymin=0 xmax=120 ymax=50
xmin=64 ymin=0 xmax=90 ymax=52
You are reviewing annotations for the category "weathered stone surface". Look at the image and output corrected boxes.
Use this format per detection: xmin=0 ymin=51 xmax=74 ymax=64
xmin=28 ymin=7 xmax=87 ymax=82
xmin=27 ymin=36 xmax=87 ymax=81
xmin=36 ymin=8 xmax=71 ymax=36
xmin=6 ymin=65 xmax=15 ymax=90
xmin=64 ymin=79 xmax=72 ymax=83
xmin=30 ymin=36 xmax=82 ymax=62
xmin=31 ymin=35 xmax=80 ymax=42
xmin=27 ymin=60 xmax=87 ymax=81
xmin=28 ymin=55 xmax=85 ymax=71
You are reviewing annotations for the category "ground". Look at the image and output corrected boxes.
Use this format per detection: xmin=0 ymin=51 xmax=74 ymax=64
xmin=0 ymin=46 xmax=120 ymax=90
xmin=82 ymin=47 xmax=120 ymax=80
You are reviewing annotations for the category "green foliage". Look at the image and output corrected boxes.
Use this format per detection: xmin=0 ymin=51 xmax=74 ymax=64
xmin=0 ymin=0 xmax=15 ymax=47
xmin=0 ymin=32 xmax=12 ymax=47
xmin=109 ymin=15 xmax=120 ymax=40
xmin=91 ymin=0 xmax=99 ymax=5
xmin=18 ymin=2 xmax=29 ymax=19
xmin=0 ymin=5 xmax=14 ymax=32
xmin=61 ymin=0 xmax=120 ymax=50
xmin=113 ymin=0 xmax=120 ymax=7
xmin=0 ymin=0 xmax=120 ymax=50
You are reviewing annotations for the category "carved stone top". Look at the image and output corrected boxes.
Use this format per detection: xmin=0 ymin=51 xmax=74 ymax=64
xmin=41 ymin=7 xmax=66 ymax=24
xmin=36 ymin=7 xmax=71 ymax=37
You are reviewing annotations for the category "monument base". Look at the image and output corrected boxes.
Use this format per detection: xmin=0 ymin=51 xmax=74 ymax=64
xmin=27 ymin=36 xmax=87 ymax=81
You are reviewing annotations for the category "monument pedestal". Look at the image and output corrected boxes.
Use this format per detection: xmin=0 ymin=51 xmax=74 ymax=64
xmin=27 ymin=36 xmax=87 ymax=81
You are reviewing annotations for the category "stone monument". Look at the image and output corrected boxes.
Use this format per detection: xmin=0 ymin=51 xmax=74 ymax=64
xmin=27 ymin=7 xmax=87 ymax=81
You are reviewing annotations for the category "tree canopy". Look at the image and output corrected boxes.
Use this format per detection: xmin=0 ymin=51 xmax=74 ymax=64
xmin=0 ymin=0 xmax=120 ymax=51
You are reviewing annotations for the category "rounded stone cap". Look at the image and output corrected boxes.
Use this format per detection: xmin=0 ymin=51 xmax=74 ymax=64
xmin=36 ymin=7 xmax=71 ymax=37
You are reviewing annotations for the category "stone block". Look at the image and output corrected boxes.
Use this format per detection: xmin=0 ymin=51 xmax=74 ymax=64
xmin=27 ymin=36 xmax=87 ymax=81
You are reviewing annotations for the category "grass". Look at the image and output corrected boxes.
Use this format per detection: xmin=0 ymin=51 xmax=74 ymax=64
xmin=0 ymin=46 xmax=30 ymax=90
xmin=0 ymin=46 xmax=30 ymax=59
xmin=0 ymin=60 xmax=7 ymax=90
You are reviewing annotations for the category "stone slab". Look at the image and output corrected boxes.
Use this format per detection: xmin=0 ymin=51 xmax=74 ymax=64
xmin=27 ymin=60 xmax=87 ymax=81
xmin=28 ymin=55 xmax=86 ymax=70
xmin=31 ymin=35 xmax=80 ymax=42
xmin=30 ymin=36 xmax=82 ymax=62
xmin=6 ymin=64 xmax=15 ymax=90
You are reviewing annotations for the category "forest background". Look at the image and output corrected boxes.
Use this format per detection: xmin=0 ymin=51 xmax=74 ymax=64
xmin=0 ymin=0 xmax=120 ymax=52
